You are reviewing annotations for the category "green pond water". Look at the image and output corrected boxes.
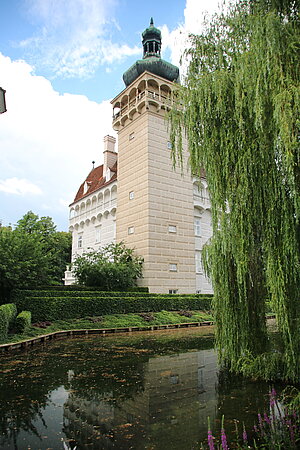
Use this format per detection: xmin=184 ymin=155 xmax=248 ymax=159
xmin=0 ymin=328 xmax=279 ymax=449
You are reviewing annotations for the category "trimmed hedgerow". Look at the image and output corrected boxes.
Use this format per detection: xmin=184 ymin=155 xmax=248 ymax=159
xmin=11 ymin=289 xmax=154 ymax=303
xmin=12 ymin=289 xmax=212 ymax=306
xmin=0 ymin=303 xmax=17 ymax=340
xmin=16 ymin=295 xmax=213 ymax=322
xmin=14 ymin=310 xmax=31 ymax=334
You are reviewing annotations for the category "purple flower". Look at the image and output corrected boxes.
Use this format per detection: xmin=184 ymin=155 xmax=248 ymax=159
xmin=269 ymin=388 xmax=276 ymax=408
xmin=207 ymin=417 xmax=214 ymax=450
xmin=264 ymin=413 xmax=271 ymax=425
xmin=221 ymin=428 xmax=228 ymax=450
xmin=207 ymin=429 xmax=214 ymax=450
xmin=242 ymin=424 xmax=248 ymax=443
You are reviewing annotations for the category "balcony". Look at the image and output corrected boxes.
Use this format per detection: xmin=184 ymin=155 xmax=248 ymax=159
xmin=112 ymin=89 xmax=173 ymax=129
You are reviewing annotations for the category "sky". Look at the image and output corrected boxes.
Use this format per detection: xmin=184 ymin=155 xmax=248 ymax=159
xmin=0 ymin=0 xmax=223 ymax=231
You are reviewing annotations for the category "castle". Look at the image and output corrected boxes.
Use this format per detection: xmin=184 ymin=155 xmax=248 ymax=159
xmin=64 ymin=19 xmax=213 ymax=294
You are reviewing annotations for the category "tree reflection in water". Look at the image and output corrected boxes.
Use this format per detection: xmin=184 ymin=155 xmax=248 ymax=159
xmin=0 ymin=329 xmax=278 ymax=449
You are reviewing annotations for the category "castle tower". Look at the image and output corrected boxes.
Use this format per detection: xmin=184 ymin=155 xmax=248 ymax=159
xmin=112 ymin=19 xmax=196 ymax=294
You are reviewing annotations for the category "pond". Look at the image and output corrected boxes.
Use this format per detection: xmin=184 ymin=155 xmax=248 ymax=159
xmin=0 ymin=328 xmax=279 ymax=449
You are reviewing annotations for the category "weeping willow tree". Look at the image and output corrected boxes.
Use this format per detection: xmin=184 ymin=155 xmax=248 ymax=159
xmin=169 ymin=0 xmax=300 ymax=381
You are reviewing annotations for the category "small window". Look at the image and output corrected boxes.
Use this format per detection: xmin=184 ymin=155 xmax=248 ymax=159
xmin=169 ymin=263 xmax=177 ymax=272
xmin=78 ymin=235 xmax=83 ymax=248
xmin=128 ymin=226 xmax=135 ymax=235
xmin=194 ymin=218 xmax=201 ymax=236
xmin=195 ymin=251 xmax=203 ymax=273
xmin=129 ymin=132 xmax=135 ymax=141
xmin=168 ymin=225 xmax=177 ymax=233
xmin=169 ymin=289 xmax=178 ymax=294
xmin=196 ymin=290 xmax=201 ymax=294
xmin=129 ymin=191 xmax=134 ymax=200
xmin=170 ymin=375 xmax=179 ymax=384
xmin=167 ymin=141 xmax=172 ymax=149
xmin=95 ymin=226 xmax=101 ymax=243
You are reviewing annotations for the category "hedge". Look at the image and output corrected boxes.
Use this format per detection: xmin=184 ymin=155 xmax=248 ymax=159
xmin=15 ymin=295 xmax=213 ymax=322
xmin=12 ymin=289 xmax=213 ymax=304
xmin=14 ymin=311 xmax=32 ymax=334
xmin=14 ymin=285 xmax=149 ymax=292
xmin=0 ymin=303 xmax=17 ymax=340
xmin=12 ymin=290 xmax=153 ymax=303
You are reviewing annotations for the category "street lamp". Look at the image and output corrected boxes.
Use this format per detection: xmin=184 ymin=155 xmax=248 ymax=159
xmin=0 ymin=87 xmax=7 ymax=114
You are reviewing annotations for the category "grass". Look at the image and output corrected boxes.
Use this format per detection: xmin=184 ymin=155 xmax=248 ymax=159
xmin=0 ymin=310 xmax=214 ymax=345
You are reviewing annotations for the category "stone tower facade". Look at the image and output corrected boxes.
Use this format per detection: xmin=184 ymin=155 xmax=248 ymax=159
xmin=65 ymin=19 xmax=213 ymax=294
xmin=112 ymin=20 xmax=196 ymax=294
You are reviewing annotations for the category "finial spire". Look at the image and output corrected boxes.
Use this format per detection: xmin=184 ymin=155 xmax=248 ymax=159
xmin=150 ymin=17 xmax=154 ymax=26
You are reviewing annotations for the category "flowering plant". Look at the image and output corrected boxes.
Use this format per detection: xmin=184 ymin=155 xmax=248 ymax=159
xmin=203 ymin=388 xmax=300 ymax=449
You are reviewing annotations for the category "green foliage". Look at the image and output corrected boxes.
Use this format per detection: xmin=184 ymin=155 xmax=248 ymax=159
xmin=73 ymin=242 xmax=144 ymax=290
xmin=0 ymin=303 xmax=17 ymax=340
xmin=0 ymin=212 xmax=72 ymax=302
xmin=14 ymin=311 xmax=31 ymax=334
xmin=16 ymin=211 xmax=57 ymax=237
xmin=16 ymin=211 xmax=72 ymax=285
xmin=0 ymin=228 xmax=49 ymax=301
xmin=169 ymin=0 xmax=300 ymax=381
xmin=12 ymin=288 xmax=210 ymax=301
xmin=14 ymin=291 xmax=212 ymax=322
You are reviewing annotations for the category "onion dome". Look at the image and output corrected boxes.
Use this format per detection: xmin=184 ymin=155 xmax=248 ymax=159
xmin=123 ymin=18 xmax=179 ymax=87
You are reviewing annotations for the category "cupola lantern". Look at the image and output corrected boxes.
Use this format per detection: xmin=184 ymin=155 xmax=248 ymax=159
xmin=122 ymin=18 xmax=179 ymax=87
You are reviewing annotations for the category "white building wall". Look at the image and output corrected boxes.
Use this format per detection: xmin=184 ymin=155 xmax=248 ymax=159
xmin=64 ymin=181 xmax=117 ymax=285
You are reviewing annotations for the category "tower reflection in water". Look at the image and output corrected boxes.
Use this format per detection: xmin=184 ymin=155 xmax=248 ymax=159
xmin=63 ymin=349 xmax=218 ymax=449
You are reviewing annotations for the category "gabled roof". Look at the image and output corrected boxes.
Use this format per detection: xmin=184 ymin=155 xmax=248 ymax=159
xmin=70 ymin=162 xmax=117 ymax=206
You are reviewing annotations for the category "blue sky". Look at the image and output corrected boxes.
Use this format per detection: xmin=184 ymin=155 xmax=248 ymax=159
xmin=0 ymin=0 xmax=222 ymax=230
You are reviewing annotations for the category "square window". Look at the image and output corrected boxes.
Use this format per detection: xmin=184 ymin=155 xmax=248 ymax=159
xmin=169 ymin=263 xmax=177 ymax=272
xmin=129 ymin=191 xmax=134 ymax=200
xmin=169 ymin=289 xmax=178 ymax=294
xmin=128 ymin=226 xmax=135 ymax=235
xmin=167 ymin=141 xmax=172 ymax=149
xmin=168 ymin=225 xmax=177 ymax=233
xmin=170 ymin=375 xmax=179 ymax=384
xmin=78 ymin=235 xmax=83 ymax=248
xmin=129 ymin=132 xmax=135 ymax=141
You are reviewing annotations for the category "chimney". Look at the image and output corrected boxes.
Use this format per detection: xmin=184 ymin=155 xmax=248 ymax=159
xmin=103 ymin=135 xmax=117 ymax=180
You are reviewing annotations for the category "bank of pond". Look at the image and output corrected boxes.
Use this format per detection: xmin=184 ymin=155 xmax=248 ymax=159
xmin=0 ymin=327 xmax=299 ymax=449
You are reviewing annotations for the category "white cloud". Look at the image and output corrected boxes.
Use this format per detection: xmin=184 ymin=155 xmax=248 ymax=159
xmin=0 ymin=178 xmax=42 ymax=195
xmin=162 ymin=0 xmax=227 ymax=72
xmin=0 ymin=53 xmax=115 ymax=228
xmin=20 ymin=0 xmax=140 ymax=78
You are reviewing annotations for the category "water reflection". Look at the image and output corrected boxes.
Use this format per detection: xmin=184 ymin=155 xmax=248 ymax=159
xmin=0 ymin=329 xmax=273 ymax=449
xmin=63 ymin=347 xmax=217 ymax=449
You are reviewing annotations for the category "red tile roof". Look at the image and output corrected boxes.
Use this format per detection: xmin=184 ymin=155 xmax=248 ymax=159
xmin=70 ymin=162 xmax=118 ymax=205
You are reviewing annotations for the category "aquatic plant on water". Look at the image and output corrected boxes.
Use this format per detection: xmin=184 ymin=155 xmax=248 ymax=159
xmin=203 ymin=389 xmax=300 ymax=449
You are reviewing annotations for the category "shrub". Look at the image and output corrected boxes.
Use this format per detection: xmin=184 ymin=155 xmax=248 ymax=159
xmin=72 ymin=242 xmax=144 ymax=290
xmin=0 ymin=303 xmax=17 ymax=340
xmin=14 ymin=294 xmax=213 ymax=322
xmin=14 ymin=311 xmax=31 ymax=334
